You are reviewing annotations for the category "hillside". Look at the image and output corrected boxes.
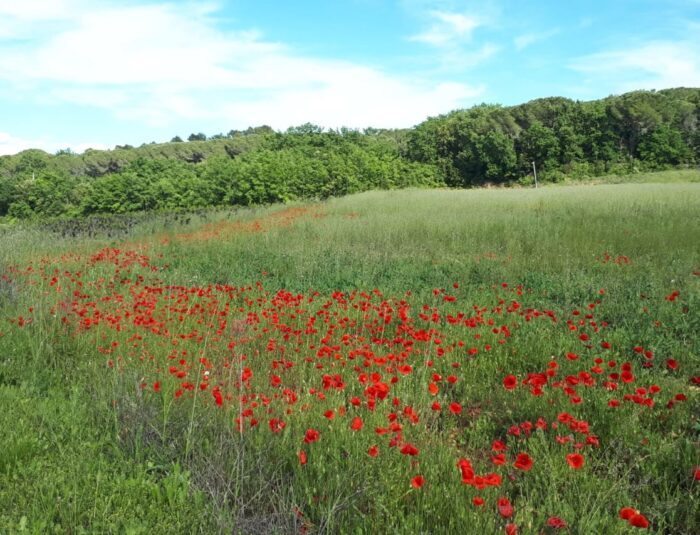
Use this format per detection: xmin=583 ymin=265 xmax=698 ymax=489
xmin=0 ymin=88 xmax=698 ymax=220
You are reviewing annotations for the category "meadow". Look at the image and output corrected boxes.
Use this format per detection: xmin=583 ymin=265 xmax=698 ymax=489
xmin=0 ymin=173 xmax=698 ymax=533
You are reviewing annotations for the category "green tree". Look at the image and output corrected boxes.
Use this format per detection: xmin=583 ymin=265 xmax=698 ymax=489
xmin=518 ymin=121 xmax=559 ymax=172
xmin=638 ymin=124 xmax=693 ymax=166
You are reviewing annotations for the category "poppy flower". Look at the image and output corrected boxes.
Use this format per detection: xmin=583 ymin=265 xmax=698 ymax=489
xmin=449 ymin=402 xmax=463 ymax=415
xmin=492 ymin=440 xmax=507 ymax=452
xmin=350 ymin=417 xmax=363 ymax=431
xmin=411 ymin=475 xmax=425 ymax=489
xmin=497 ymin=497 xmax=514 ymax=518
xmin=629 ymin=513 xmax=649 ymax=528
xmin=513 ymin=453 xmax=533 ymax=471
xmin=503 ymin=375 xmax=517 ymax=390
xmin=298 ymin=450 xmax=307 ymax=465
xmin=566 ymin=453 xmax=585 ymax=469
xmin=694 ymin=467 xmax=700 ymax=481
xmin=268 ymin=418 xmax=285 ymax=433
xmin=400 ymin=443 xmax=419 ymax=456
xmin=472 ymin=496 xmax=484 ymax=506
xmin=367 ymin=445 xmax=379 ymax=458
xmin=303 ymin=429 xmax=320 ymax=444
xmin=491 ymin=454 xmax=506 ymax=466
xmin=547 ymin=516 xmax=567 ymax=529
xmin=505 ymin=524 xmax=518 ymax=535
xmin=620 ymin=507 xmax=637 ymax=520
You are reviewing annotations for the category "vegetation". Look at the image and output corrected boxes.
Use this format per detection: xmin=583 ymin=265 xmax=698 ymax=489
xmin=1 ymin=180 xmax=698 ymax=533
xmin=406 ymin=88 xmax=699 ymax=186
xmin=1 ymin=88 xmax=698 ymax=220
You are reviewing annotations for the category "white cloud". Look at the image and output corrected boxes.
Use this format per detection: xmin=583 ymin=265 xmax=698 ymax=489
xmin=0 ymin=0 xmax=484 ymax=138
xmin=514 ymin=29 xmax=560 ymax=51
xmin=570 ymin=41 xmax=700 ymax=92
xmin=446 ymin=43 xmax=499 ymax=69
xmin=407 ymin=9 xmax=497 ymax=71
xmin=0 ymin=0 xmax=77 ymax=21
xmin=410 ymin=10 xmax=482 ymax=47
xmin=222 ymin=71 xmax=483 ymax=130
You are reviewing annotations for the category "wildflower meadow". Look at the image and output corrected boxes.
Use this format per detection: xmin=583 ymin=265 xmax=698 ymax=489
xmin=1 ymin=178 xmax=698 ymax=533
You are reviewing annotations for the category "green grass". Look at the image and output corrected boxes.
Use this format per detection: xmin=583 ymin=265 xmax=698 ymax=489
xmin=570 ymin=168 xmax=700 ymax=185
xmin=1 ymin=176 xmax=698 ymax=533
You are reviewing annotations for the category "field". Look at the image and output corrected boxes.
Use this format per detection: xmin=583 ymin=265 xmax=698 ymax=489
xmin=1 ymin=176 xmax=699 ymax=533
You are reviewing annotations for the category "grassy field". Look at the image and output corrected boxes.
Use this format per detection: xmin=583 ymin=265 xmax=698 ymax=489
xmin=0 ymin=177 xmax=698 ymax=533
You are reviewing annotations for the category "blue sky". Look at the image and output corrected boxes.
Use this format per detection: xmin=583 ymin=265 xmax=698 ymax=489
xmin=1 ymin=0 xmax=699 ymax=155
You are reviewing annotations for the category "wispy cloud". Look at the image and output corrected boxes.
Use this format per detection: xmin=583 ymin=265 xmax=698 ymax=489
xmin=0 ymin=0 xmax=484 ymax=147
xmin=408 ymin=9 xmax=498 ymax=70
xmin=410 ymin=11 xmax=482 ymax=46
xmin=570 ymin=40 xmax=700 ymax=92
xmin=514 ymin=28 xmax=560 ymax=51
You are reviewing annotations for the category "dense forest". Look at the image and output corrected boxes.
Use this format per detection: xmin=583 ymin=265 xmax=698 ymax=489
xmin=1 ymin=88 xmax=698 ymax=220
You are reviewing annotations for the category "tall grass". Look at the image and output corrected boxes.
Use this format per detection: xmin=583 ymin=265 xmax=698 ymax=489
xmin=1 ymin=177 xmax=698 ymax=533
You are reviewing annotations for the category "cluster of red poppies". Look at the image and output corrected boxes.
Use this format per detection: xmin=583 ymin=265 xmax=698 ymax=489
xmin=3 ymin=244 xmax=697 ymax=532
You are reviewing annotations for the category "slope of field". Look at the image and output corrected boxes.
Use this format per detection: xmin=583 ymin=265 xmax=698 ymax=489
xmin=0 ymin=181 xmax=698 ymax=533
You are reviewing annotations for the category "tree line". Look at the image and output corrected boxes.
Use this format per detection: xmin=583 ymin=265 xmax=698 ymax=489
xmin=1 ymin=88 xmax=698 ymax=219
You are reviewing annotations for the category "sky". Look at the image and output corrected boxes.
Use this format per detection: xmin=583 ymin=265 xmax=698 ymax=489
xmin=0 ymin=0 xmax=699 ymax=155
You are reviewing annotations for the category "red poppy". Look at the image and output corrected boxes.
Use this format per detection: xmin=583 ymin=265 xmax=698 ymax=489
xmin=472 ymin=496 xmax=484 ymax=506
xmin=503 ymin=375 xmax=517 ymax=390
xmin=694 ymin=467 xmax=700 ymax=481
xmin=212 ymin=387 xmax=223 ymax=407
xmin=513 ymin=453 xmax=533 ymax=471
xmin=629 ymin=513 xmax=649 ymax=528
xmin=492 ymin=440 xmax=507 ymax=452
xmin=449 ymin=402 xmax=463 ymax=415
xmin=497 ymin=497 xmax=513 ymax=518
xmin=298 ymin=450 xmax=307 ymax=465
xmin=491 ymin=454 xmax=506 ymax=466
xmin=566 ymin=453 xmax=585 ymax=469
xmin=350 ymin=417 xmax=363 ymax=431
xmin=400 ymin=443 xmax=419 ymax=456
xmin=505 ymin=524 xmax=518 ymax=535
xmin=303 ymin=429 xmax=320 ymax=444
xmin=367 ymin=445 xmax=379 ymax=457
xmin=411 ymin=475 xmax=425 ymax=489
xmin=547 ymin=517 xmax=567 ymax=529
xmin=268 ymin=418 xmax=285 ymax=433
xmin=620 ymin=507 xmax=637 ymax=520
